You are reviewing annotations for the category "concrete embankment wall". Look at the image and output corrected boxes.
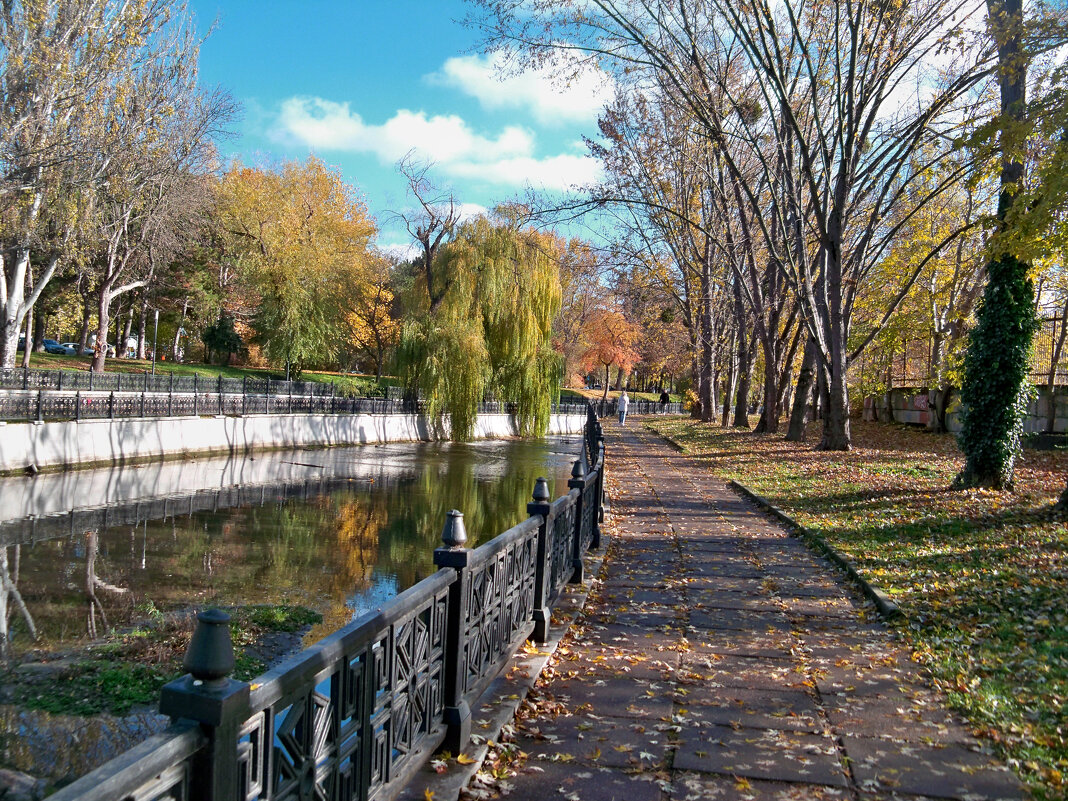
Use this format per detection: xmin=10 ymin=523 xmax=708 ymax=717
xmin=863 ymin=386 xmax=1068 ymax=433
xmin=0 ymin=412 xmax=587 ymax=474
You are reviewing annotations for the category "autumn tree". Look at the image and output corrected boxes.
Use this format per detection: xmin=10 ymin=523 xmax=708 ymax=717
xmin=580 ymin=308 xmax=641 ymax=404
xmin=396 ymin=210 xmax=562 ymax=440
xmin=344 ymin=253 xmax=399 ymax=379
xmin=555 ymin=238 xmax=604 ymax=386
xmin=215 ymin=158 xmax=377 ymax=374
xmin=0 ymin=0 xmax=209 ymax=368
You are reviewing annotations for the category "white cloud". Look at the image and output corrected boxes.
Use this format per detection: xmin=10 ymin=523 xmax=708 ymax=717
xmin=429 ymin=53 xmax=614 ymax=126
xmin=447 ymin=154 xmax=602 ymax=190
xmin=379 ymin=242 xmax=422 ymax=263
xmin=274 ymin=96 xmax=601 ymax=191
xmin=276 ymin=97 xmax=533 ymax=164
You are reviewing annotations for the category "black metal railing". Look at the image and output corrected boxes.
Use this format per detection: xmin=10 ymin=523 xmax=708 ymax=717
xmin=0 ymin=368 xmax=348 ymax=397
xmin=594 ymin=398 xmax=684 ymax=418
xmin=0 ymin=385 xmax=591 ymax=423
xmin=48 ymin=406 xmax=606 ymax=801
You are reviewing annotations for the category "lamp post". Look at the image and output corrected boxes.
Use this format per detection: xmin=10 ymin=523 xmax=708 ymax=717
xmin=152 ymin=309 xmax=159 ymax=375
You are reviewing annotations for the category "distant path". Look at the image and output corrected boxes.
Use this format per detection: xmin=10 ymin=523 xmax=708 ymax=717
xmin=499 ymin=422 xmax=1023 ymax=800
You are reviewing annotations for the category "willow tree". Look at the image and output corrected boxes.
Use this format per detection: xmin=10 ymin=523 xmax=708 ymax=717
xmin=397 ymin=211 xmax=562 ymax=440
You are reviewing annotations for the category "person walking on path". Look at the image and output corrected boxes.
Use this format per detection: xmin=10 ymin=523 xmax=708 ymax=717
xmin=617 ymin=390 xmax=629 ymax=426
xmin=659 ymin=388 xmax=670 ymax=412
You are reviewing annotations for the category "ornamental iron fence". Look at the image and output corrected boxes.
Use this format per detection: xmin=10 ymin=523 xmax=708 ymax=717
xmin=0 ymin=386 xmax=590 ymax=423
xmin=0 ymin=368 xmax=344 ymax=397
xmin=594 ymin=398 xmax=684 ymax=418
xmin=48 ymin=406 xmax=606 ymax=801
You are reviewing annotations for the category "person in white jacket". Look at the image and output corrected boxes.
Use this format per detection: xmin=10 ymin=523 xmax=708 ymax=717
xmin=618 ymin=391 xmax=630 ymax=426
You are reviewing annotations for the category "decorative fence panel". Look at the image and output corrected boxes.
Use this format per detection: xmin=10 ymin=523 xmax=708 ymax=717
xmin=452 ymin=517 xmax=539 ymax=708
xmin=48 ymin=406 xmax=606 ymax=801
xmin=548 ymin=495 xmax=578 ymax=605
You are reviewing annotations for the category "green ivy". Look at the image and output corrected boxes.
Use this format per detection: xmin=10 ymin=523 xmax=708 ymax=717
xmin=955 ymin=253 xmax=1039 ymax=488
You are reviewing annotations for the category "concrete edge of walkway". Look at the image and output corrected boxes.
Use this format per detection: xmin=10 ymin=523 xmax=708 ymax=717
xmin=397 ymin=539 xmax=610 ymax=801
xmin=727 ymin=479 xmax=903 ymax=621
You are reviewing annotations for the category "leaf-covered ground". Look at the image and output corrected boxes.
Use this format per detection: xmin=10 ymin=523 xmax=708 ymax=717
xmin=644 ymin=416 xmax=1067 ymax=798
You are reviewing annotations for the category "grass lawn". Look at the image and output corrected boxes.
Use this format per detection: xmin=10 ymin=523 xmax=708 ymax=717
xmin=645 ymin=416 xmax=1067 ymax=799
xmin=12 ymin=353 xmax=397 ymax=395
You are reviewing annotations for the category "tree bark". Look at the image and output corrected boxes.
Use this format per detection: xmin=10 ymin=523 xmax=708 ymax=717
xmin=787 ymin=336 xmax=819 ymax=441
xmin=20 ymin=310 xmax=33 ymax=370
xmin=136 ymin=292 xmax=149 ymax=360
xmin=721 ymin=331 xmax=737 ymax=427
xmin=31 ymin=311 xmax=45 ymax=353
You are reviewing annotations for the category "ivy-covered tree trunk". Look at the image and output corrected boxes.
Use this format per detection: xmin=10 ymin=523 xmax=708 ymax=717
xmin=955 ymin=0 xmax=1038 ymax=488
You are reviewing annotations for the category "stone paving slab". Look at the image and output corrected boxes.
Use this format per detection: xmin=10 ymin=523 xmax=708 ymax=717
xmin=482 ymin=424 xmax=1024 ymax=801
xmin=673 ymin=723 xmax=848 ymax=786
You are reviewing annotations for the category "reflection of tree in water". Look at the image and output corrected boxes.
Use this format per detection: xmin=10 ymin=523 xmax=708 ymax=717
xmin=305 ymin=497 xmax=386 ymax=641
xmin=84 ymin=531 xmax=129 ymax=639
xmin=0 ymin=546 xmax=37 ymax=658
xmin=370 ymin=454 xmax=544 ymax=589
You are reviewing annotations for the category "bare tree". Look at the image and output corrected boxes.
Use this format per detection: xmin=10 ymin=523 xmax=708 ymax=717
xmin=395 ymin=153 xmax=462 ymax=313
xmin=471 ymin=0 xmax=998 ymax=449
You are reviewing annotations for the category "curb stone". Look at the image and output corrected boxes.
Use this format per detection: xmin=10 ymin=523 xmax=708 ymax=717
xmin=396 ymin=538 xmax=609 ymax=801
xmin=727 ymin=480 xmax=903 ymax=621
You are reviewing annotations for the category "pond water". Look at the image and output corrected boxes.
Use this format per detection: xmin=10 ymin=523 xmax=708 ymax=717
xmin=0 ymin=435 xmax=584 ymax=654
xmin=0 ymin=436 xmax=584 ymax=785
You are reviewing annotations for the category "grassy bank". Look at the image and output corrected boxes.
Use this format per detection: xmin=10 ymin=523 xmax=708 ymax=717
xmin=4 ymin=605 xmax=322 ymax=717
xmin=644 ymin=416 xmax=1067 ymax=799
xmin=11 ymin=353 xmax=397 ymax=395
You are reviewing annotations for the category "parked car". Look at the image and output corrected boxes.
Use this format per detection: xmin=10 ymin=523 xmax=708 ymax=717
xmin=60 ymin=342 xmax=86 ymax=355
xmin=42 ymin=339 xmax=76 ymax=355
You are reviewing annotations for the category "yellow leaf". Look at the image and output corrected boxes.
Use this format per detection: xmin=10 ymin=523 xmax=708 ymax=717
xmin=456 ymin=753 xmax=477 ymax=765
xmin=424 ymin=790 xmax=435 ymax=801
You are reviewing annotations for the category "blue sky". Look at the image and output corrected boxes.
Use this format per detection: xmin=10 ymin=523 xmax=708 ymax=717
xmin=188 ymin=1 xmax=612 ymax=254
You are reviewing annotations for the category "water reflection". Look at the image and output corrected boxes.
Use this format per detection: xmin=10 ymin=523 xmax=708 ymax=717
xmin=0 ymin=436 xmax=581 ymax=655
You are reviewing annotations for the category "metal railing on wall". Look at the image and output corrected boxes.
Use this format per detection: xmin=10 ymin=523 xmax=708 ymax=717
xmin=0 ymin=368 xmax=347 ymax=397
xmin=47 ymin=407 xmax=607 ymax=801
xmin=594 ymin=398 xmax=684 ymax=417
xmin=0 ymin=384 xmax=591 ymax=423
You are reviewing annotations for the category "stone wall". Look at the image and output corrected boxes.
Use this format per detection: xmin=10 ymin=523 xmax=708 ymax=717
xmin=863 ymin=386 xmax=1068 ymax=434
xmin=0 ymin=412 xmax=588 ymax=474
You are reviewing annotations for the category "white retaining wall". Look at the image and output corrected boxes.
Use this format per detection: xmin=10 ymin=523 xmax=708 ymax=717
xmin=0 ymin=412 xmax=588 ymax=474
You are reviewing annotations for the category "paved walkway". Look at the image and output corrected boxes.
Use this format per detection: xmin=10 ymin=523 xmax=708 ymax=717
xmin=499 ymin=425 xmax=1023 ymax=801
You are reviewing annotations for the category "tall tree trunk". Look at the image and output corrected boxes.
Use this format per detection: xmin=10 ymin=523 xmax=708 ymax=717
xmin=136 ymin=292 xmax=149 ymax=360
xmin=733 ymin=337 xmax=756 ymax=428
xmin=721 ymin=332 xmax=737 ymax=426
xmin=820 ymin=343 xmax=852 ymax=450
xmin=31 ymin=310 xmax=45 ymax=353
xmin=171 ymin=297 xmax=189 ymax=361
xmin=755 ymin=340 xmax=780 ymax=434
xmin=92 ymin=288 xmax=115 ymax=373
xmin=699 ymin=280 xmax=715 ymax=423
xmin=78 ymin=298 xmax=92 ymax=352
xmin=20 ymin=309 xmax=33 ymax=369
xmin=787 ymin=336 xmax=818 ymax=441
xmin=956 ymin=0 xmax=1036 ymax=487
